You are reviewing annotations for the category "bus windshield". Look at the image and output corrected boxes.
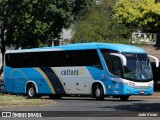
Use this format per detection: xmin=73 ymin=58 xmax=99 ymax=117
xmin=101 ymin=50 xmax=153 ymax=82
xmin=122 ymin=53 xmax=153 ymax=81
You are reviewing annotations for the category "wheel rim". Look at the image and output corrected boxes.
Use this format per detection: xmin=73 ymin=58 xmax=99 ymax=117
xmin=28 ymin=87 xmax=35 ymax=97
xmin=95 ymin=88 xmax=100 ymax=97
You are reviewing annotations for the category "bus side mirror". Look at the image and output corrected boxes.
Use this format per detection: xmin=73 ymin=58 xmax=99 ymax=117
xmin=110 ymin=53 xmax=127 ymax=66
xmin=148 ymin=55 xmax=159 ymax=68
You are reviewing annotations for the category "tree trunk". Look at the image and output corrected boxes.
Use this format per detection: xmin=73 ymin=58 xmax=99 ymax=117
xmin=0 ymin=28 xmax=6 ymax=76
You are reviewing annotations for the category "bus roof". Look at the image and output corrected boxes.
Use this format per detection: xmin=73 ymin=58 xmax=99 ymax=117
xmin=6 ymin=42 xmax=146 ymax=54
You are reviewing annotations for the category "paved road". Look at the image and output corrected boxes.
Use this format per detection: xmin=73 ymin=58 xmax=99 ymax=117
xmin=0 ymin=96 xmax=160 ymax=120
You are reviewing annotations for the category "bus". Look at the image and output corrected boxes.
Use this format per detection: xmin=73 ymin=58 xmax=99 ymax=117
xmin=4 ymin=43 xmax=159 ymax=100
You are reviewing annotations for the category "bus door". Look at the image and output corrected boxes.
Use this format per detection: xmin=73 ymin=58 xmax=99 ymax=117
xmin=101 ymin=52 xmax=126 ymax=95
xmin=110 ymin=56 xmax=123 ymax=94
xmin=109 ymin=53 xmax=126 ymax=94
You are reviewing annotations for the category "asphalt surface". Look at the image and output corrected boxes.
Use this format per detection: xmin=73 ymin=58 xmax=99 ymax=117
xmin=0 ymin=93 xmax=160 ymax=120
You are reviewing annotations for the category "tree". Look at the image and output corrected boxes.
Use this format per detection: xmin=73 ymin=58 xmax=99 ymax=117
xmin=155 ymin=0 xmax=160 ymax=3
xmin=0 ymin=0 xmax=93 ymax=74
xmin=0 ymin=0 xmax=94 ymax=48
xmin=71 ymin=0 xmax=130 ymax=43
xmin=113 ymin=0 xmax=160 ymax=32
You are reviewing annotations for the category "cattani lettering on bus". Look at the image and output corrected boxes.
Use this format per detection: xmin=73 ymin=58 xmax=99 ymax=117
xmin=61 ymin=68 xmax=85 ymax=76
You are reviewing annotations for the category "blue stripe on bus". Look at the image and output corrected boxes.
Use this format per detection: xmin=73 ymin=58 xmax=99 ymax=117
xmin=39 ymin=67 xmax=66 ymax=94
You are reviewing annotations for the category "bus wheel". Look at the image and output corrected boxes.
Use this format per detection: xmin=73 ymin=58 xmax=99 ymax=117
xmin=120 ymin=96 xmax=129 ymax=101
xmin=27 ymin=84 xmax=36 ymax=99
xmin=95 ymin=84 xmax=104 ymax=100
xmin=49 ymin=94 xmax=62 ymax=99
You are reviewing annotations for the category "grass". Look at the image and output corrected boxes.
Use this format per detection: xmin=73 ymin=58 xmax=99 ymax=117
xmin=0 ymin=94 xmax=53 ymax=107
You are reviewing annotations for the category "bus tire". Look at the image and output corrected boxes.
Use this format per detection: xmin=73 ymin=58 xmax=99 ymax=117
xmin=95 ymin=84 xmax=104 ymax=100
xmin=49 ymin=94 xmax=62 ymax=99
xmin=27 ymin=84 xmax=37 ymax=99
xmin=120 ymin=96 xmax=129 ymax=101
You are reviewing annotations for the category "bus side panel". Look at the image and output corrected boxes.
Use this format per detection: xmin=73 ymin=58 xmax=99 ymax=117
xmin=36 ymin=67 xmax=66 ymax=95
xmin=106 ymin=77 xmax=124 ymax=96
xmin=86 ymin=68 xmax=126 ymax=96
xmin=53 ymin=67 xmax=94 ymax=95
xmin=4 ymin=66 xmax=53 ymax=94
xmin=4 ymin=66 xmax=14 ymax=93
xmin=86 ymin=66 xmax=107 ymax=93
xmin=4 ymin=67 xmax=26 ymax=93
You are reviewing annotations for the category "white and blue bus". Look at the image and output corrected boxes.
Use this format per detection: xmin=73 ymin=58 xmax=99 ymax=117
xmin=4 ymin=43 xmax=159 ymax=100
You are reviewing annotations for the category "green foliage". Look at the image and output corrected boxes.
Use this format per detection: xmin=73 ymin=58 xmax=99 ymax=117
xmin=71 ymin=0 xmax=130 ymax=44
xmin=0 ymin=0 xmax=93 ymax=48
xmin=113 ymin=0 xmax=160 ymax=31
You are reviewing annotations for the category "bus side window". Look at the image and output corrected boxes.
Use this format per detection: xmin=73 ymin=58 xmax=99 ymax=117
xmin=6 ymin=53 xmax=19 ymax=68
xmin=101 ymin=51 xmax=123 ymax=77
xmin=65 ymin=51 xmax=83 ymax=66
xmin=83 ymin=50 xmax=102 ymax=70
xmin=5 ymin=49 xmax=102 ymax=69
xmin=5 ymin=54 xmax=11 ymax=67
xmin=111 ymin=56 xmax=123 ymax=77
